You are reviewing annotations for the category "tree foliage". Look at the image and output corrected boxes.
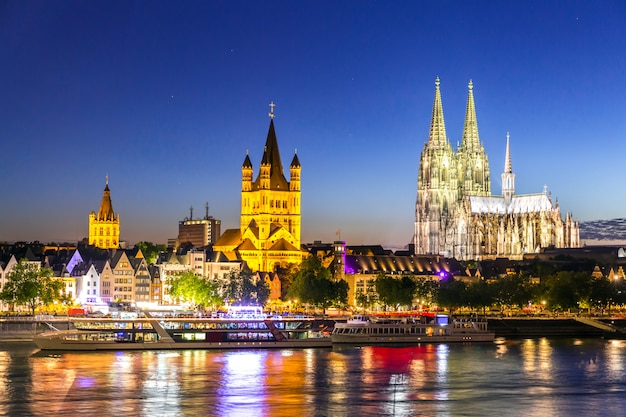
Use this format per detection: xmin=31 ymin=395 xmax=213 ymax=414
xmin=168 ymin=270 xmax=221 ymax=310
xmin=135 ymin=241 xmax=167 ymax=265
xmin=287 ymin=256 xmax=348 ymax=309
xmin=491 ymin=274 xmax=535 ymax=309
xmin=374 ymin=273 xmax=417 ymax=309
xmin=539 ymin=271 xmax=593 ymax=311
xmin=0 ymin=259 xmax=65 ymax=314
xmin=436 ymin=277 xmax=467 ymax=310
xmin=221 ymin=270 xmax=270 ymax=306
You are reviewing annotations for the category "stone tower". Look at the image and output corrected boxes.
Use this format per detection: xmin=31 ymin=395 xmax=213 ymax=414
xmin=414 ymin=77 xmax=459 ymax=255
xmin=88 ymin=176 xmax=120 ymax=249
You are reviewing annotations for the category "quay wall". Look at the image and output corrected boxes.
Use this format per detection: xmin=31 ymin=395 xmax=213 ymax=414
xmin=487 ymin=318 xmax=626 ymax=338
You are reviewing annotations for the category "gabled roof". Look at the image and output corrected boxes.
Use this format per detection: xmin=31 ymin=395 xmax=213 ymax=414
xmin=268 ymin=239 xmax=299 ymax=252
xmin=148 ymin=264 xmax=160 ymax=278
xmin=24 ymin=247 xmax=40 ymax=262
xmin=467 ymin=193 xmax=555 ymax=215
xmin=215 ymin=228 xmax=244 ymax=247
xmin=238 ymin=239 xmax=258 ymax=251
xmin=130 ymin=257 xmax=147 ymax=271
xmin=207 ymin=251 xmax=235 ymax=263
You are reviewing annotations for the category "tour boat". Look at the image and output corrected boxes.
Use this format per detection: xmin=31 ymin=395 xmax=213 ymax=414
xmin=34 ymin=307 xmax=331 ymax=351
xmin=331 ymin=314 xmax=495 ymax=345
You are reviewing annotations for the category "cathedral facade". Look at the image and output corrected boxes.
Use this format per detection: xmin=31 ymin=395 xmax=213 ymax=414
xmin=88 ymin=177 xmax=120 ymax=249
xmin=213 ymin=105 xmax=304 ymax=272
xmin=414 ymin=78 xmax=579 ymax=261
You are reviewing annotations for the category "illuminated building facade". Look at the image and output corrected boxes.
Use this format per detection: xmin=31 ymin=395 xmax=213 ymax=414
xmin=88 ymin=176 xmax=120 ymax=249
xmin=213 ymin=104 xmax=304 ymax=272
xmin=414 ymin=78 xmax=580 ymax=260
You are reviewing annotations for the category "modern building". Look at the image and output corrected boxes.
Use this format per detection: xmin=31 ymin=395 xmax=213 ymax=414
xmin=176 ymin=203 xmax=221 ymax=249
xmin=88 ymin=176 xmax=120 ymax=249
xmin=414 ymin=78 xmax=580 ymax=260
xmin=213 ymin=104 xmax=305 ymax=272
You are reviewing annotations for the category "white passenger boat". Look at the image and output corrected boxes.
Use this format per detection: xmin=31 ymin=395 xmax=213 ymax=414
xmin=331 ymin=314 xmax=495 ymax=345
xmin=34 ymin=307 xmax=331 ymax=351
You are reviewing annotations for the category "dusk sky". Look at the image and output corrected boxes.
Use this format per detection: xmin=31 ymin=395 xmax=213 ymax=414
xmin=1 ymin=1 xmax=625 ymax=248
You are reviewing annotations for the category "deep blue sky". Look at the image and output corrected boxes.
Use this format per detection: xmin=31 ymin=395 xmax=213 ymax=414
xmin=1 ymin=1 xmax=625 ymax=248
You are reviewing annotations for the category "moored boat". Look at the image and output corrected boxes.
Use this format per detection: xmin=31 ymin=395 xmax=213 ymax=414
xmin=331 ymin=314 xmax=495 ymax=345
xmin=34 ymin=307 xmax=331 ymax=351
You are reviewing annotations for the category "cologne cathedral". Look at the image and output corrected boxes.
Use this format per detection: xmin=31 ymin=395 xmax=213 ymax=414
xmin=413 ymin=78 xmax=579 ymax=261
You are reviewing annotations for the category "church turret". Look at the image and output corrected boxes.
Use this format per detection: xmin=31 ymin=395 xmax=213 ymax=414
xmin=289 ymin=150 xmax=301 ymax=191
xmin=242 ymin=151 xmax=253 ymax=192
xmin=501 ymin=132 xmax=515 ymax=204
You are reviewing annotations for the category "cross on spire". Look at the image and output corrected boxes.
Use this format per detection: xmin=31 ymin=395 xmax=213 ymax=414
xmin=268 ymin=101 xmax=276 ymax=119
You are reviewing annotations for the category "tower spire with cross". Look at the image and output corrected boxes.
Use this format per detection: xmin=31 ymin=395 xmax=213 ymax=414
xmin=268 ymin=101 xmax=276 ymax=119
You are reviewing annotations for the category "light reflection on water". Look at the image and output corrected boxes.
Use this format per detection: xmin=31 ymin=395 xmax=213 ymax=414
xmin=1 ymin=339 xmax=626 ymax=416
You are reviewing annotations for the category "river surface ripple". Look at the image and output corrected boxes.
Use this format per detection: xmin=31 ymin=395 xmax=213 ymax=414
xmin=1 ymin=338 xmax=626 ymax=417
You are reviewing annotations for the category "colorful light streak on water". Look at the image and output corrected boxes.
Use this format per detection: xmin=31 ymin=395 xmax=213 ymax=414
xmin=1 ymin=339 xmax=626 ymax=416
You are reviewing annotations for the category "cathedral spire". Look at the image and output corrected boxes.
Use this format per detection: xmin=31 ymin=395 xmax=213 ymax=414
xmin=504 ymin=132 xmax=513 ymax=173
xmin=461 ymin=80 xmax=480 ymax=151
xmin=501 ymin=132 xmax=515 ymax=204
xmin=428 ymin=77 xmax=448 ymax=148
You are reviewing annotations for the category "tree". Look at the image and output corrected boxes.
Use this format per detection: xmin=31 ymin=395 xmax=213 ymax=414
xmin=287 ymin=256 xmax=347 ymax=311
xmin=587 ymin=276 xmax=612 ymax=314
xmin=465 ymin=280 xmax=494 ymax=314
xmin=415 ymin=278 xmax=439 ymax=307
xmin=492 ymin=274 xmax=534 ymax=310
xmin=436 ymin=277 xmax=467 ymax=311
xmin=135 ymin=241 xmax=167 ymax=265
xmin=221 ymin=270 xmax=270 ymax=306
xmin=374 ymin=273 xmax=417 ymax=310
xmin=168 ymin=270 xmax=221 ymax=310
xmin=0 ymin=259 xmax=65 ymax=314
xmin=355 ymin=288 xmax=376 ymax=311
xmin=540 ymin=271 xmax=592 ymax=311
xmin=277 ymin=263 xmax=298 ymax=300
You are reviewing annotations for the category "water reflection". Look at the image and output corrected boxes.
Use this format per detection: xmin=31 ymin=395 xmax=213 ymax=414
xmin=1 ymin=339 xmax=626 ymax=416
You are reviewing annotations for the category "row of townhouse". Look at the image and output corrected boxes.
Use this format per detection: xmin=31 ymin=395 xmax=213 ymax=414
xmin=0 ymin=243 xmax=243 ymax=312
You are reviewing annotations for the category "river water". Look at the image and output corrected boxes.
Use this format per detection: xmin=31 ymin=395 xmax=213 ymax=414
xmin=1 ymin=338 xmax=625 ymax=417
